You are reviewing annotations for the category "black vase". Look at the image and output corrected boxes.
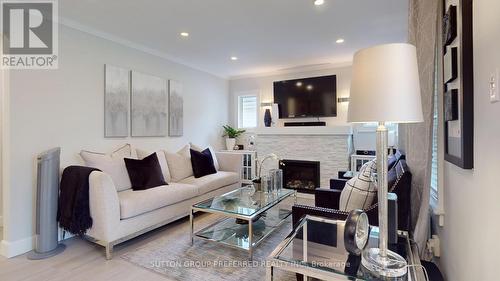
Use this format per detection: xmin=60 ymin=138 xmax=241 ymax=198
xmin=264 ymin=109 xmax=272 ymax=127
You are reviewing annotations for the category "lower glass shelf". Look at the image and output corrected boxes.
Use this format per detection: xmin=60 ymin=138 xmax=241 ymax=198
xmin=195 ymin=208 xmax=291 ymax=250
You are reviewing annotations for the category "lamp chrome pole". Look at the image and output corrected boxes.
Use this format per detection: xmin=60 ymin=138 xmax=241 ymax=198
xmin=376 ymin=122 xmax=388 ymax=258
xmin=361 ymin=122 xmax=407 ymax=278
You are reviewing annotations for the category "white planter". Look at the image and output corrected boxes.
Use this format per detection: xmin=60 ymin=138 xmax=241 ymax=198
xmin=226 ymin=138 xmax=236 ymax=150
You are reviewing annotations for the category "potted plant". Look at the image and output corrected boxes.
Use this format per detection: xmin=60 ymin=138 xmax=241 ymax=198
xmin=222 ymin=125 xmax=245 ymax=150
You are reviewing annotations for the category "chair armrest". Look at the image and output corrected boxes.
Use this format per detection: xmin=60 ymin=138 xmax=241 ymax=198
xmin=215 ymin=152 xmax=243 ymax=174
xmin=315 ymin=188 xmax=342 ymax=209
xmin=292 ymin=205 xmax=349 ymax=226
xmin=330 ymin=179 xmax=348 ymax=190
xmin=87 ymin=171 xmax=121 ymax=242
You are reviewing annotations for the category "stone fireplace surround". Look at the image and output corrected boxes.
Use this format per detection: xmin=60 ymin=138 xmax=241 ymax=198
xmin=254 ymin=126 xmax=353 ymax=189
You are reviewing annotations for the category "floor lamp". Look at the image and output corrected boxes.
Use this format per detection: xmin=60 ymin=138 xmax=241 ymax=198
xmin=347 ymin=43 xmax=423 ymax=278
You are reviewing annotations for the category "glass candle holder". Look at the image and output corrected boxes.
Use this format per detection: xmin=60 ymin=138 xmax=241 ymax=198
xmin=261 ymin=175 xmax=271 ymax=194
xmin=269 ymin=169 xmax=283 ymax=194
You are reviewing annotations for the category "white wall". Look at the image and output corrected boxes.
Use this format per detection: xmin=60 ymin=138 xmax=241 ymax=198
xmin=229 ymin=65 xmax=352 ymax=128
xmin=439 ymin=0 xmax=500 ymax=280
xmin=1 ymin=24 xmax=229 ymax=257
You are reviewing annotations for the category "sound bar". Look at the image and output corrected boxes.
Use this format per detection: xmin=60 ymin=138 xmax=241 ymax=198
xmin=284 ymin=121 xmax=326 ymax=127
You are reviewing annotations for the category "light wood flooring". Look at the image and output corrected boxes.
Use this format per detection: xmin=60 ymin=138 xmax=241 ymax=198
xmin=0 ymin=196 xmax=311 ymax=281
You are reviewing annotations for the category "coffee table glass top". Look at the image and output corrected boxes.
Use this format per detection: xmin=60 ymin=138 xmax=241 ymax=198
xmin=193 ymin=186 xmax=294 ymax=217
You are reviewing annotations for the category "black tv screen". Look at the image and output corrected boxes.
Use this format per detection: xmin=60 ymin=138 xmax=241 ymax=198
xmin=273 ymin=75 xmax=337 ymax=118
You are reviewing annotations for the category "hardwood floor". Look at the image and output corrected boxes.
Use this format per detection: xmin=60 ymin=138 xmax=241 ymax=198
xmin=0 ymin=196 xmax=311 ymax=281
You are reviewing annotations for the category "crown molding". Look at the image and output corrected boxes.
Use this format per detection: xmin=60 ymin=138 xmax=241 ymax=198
xmin=228 ymin=61 xmax=352 ymax=81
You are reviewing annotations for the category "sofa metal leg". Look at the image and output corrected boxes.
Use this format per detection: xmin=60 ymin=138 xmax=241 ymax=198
xmin=105 ymin=243 xmax=113 ymax=260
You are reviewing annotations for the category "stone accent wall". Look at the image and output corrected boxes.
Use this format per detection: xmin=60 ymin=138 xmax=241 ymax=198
xmin=256 ymin=134 xmax=352 ymax=187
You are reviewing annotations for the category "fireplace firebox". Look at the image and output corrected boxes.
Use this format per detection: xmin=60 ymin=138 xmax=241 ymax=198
xmin=280 ymin=159 xmax=320 ymax=194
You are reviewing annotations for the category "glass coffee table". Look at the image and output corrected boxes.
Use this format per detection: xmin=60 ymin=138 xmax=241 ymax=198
xmin=267 ymin=215 xmax=426 ymax=281
xmin=190 ymin=186 xmax=296 ymax=259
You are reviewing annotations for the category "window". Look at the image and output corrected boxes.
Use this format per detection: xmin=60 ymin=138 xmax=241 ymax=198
xmin=430 ymin=46 xmax=441 ymax=212
xmin=430 ymin=73 xmax=439 ymax=207
xmin=238 ymin=95 xmax=258 ymax=129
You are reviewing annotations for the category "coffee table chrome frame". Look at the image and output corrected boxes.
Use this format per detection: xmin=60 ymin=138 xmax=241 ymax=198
xmin=265 ymin=215 xmax=426 ymax=281
xmin=190 ymin=189 xmax=296 ymax=260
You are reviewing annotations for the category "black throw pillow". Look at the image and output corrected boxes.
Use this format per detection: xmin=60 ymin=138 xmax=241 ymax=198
xmin=124 ymin=153 xmax=167 ymax=191
xmin=190 ymin=148 xmax=217 ymax=178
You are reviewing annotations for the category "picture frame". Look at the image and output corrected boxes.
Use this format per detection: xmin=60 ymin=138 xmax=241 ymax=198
xmin=168 ymin=80 xmax=184 ymax=137
xmin=131 ymin=71 xmax=168 ymax=137
xmin=104 ymin=64 xmax=130 ymax=138
xmin=444 ymin=89 xmax=458 ymax=121
xmin=443 ymin=47 xmax=457 ymax=83
xmin=443 ymin=0 xmax=474 ymax=169
xmin=443 ymin=5 xmax=457 ymax=48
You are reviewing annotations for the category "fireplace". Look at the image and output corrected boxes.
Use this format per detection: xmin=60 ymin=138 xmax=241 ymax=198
xmin=280 ymin=159 xmax=320 ymax=194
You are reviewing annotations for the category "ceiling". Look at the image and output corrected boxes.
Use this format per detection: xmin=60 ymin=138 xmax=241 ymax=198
xmin=59 ymin=0 xmax=409 ymax=78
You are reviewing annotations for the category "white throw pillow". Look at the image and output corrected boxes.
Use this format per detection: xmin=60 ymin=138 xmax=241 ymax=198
xmin=164 ymin=145 xmax=193 ymax=182
xmin=189 ymin=142 xmax=220 ymax=171
xmin=136 ymin=148 xmax=172 ymax=183
xmin=80 ymin=144 xmax=136 ymax=192
xmin=339 ymin=160 xmax=377 ymax=211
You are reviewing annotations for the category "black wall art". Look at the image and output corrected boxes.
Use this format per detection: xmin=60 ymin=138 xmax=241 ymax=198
xmin=442 ymin=0 xmax=474 ymax=169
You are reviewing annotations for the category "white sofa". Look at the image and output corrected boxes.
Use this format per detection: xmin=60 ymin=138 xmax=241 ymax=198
xmin=84 ymin=151 xmax=242 ymax=259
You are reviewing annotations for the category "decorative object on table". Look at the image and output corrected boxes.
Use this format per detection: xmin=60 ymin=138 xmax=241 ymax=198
xmin=29 ymin=148 xmax=66 ymax=260
xmin=222 ymin=125 xmax=245 ymax=150
xmin=237 ymin=144 xmax=244 ymax=150
xmin=269 ymin=168 xmax=283 ymax=194
xmin=131 ymin=71 xmax=168 ymax=137
xmin=344 ymin=209 xmax=370 ymax=256
xmin=442 ymin=0 xmax=474 ymax=169
xmin=444 ymin=89 xmax=459 ymax=121
xmin=252 ymin=153 xmax=280 ymax=192
xmin=247 ymin=134 xmax=256 ymax=150
xmin=261 ymin=175 xmax=271 ymax=193
xmin=348 ymin=43 xmax=423 ymax=278
xmin=442 ymin=5 xmax=457 ymax=48
xmin=168 ymin=80 xmax=183 ymax=137
xmin=264 ymin=108 xmax=272 ymax=127
xmin=443 ymin=47 xmax=457 ymax=83
xmin=104 ymin=64 xmax=129 ymax=138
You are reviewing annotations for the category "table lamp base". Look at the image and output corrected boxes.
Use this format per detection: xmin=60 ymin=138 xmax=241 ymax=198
xmin=361 ymin=247 xmax=408 ymax=278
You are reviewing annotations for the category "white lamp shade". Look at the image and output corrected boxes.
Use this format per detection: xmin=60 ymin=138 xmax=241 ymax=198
xmin=347 ymin=43 xmax=423 ymax=123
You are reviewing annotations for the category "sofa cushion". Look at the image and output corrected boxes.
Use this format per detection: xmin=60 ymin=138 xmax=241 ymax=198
xmin=80 ymin=144 xmax=136 ymax=192
xmin=165 ymin=145 xmax=194 ymax=182
xmin=124 ymin=153 xmax=167 ymax=191
xmin=136 ymin=149 xmax=172 ymax=183
xmin=190 ymin=143 xmax=219 ymax=170
xmin=190 ymin=148 xmax=217 ymax=178
xmin=339 ymin=160 xmax=377 ymax=211
xmin=179 ymin=171 xmax=240 ymax=194
xmin=118 ymin=183 xmax=198 ymax=219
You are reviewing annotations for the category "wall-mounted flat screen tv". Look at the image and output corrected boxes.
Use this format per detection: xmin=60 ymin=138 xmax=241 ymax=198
xmin=273 ymin=75 xmax=337 ymax=118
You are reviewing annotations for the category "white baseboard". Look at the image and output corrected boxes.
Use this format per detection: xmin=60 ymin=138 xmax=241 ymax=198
xmin=0 ymin=236 xmax=34 ymax=258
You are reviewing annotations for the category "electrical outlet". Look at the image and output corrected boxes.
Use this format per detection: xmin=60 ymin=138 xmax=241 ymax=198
xmin=490 ymin=69 xmax=499 ymax=103
xmin=426 ymin=235 xmax=441 ymax=257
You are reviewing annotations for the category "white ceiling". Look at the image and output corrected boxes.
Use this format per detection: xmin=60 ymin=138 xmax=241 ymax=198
xmin=59 ymin=0 xmax=408 ymax=78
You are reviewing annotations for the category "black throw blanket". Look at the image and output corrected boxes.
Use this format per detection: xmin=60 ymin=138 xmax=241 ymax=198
xmin=57 ymin=165 xmax=100 ymax=236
